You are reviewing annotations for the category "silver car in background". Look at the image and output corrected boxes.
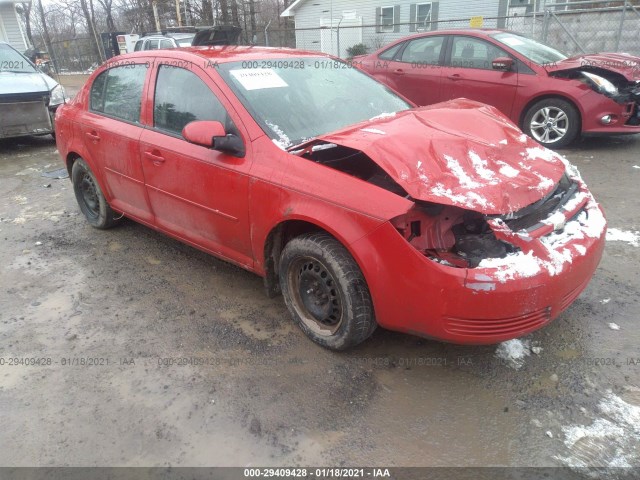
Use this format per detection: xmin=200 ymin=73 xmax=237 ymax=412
xmin=0 ymin=42 xmax=65 ymax=139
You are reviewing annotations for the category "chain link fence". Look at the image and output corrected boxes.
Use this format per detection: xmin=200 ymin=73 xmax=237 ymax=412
xmin=43 ymin=0 xmax=640 ymax=71
xmin=261 ymin=0 xmax=640 ymax=58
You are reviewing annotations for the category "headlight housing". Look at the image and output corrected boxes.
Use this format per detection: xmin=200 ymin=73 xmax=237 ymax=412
xmin=581 ymin=71 xmax=618 ymax=95
xmin=49 ymin=84 xmax=66 ymax=106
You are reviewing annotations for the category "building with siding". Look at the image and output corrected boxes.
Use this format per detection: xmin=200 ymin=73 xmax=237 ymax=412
xmin=0 ymin=0 xmax=28 ymax=51
xmin=282 ymin=0 xmax=509 ymax=57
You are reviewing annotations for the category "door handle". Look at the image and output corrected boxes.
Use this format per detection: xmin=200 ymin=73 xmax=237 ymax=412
xmin=393 ymin=69 xmax=405 ymax=75
xmin=144 ymin=151 xmax=166 ymax=165
xmin=85 ymin=131 xmax=100 ymax=141
xmin=447 ymin=74 xmax=462 ymax=80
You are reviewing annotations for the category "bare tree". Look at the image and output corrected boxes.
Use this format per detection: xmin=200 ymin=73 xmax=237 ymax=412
xmin=97 ymin=0 xmax=117 ymax=31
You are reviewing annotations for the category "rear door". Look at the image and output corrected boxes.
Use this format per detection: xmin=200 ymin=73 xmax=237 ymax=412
xmin=138 ymin=60 xmax=254 ymax=268
xmin=383 ymin=35 xmax=446 ymax=106
xmin=440 ymin=35 xmax=518 ymax=117
xmin=79 ymin=62 xmax=153 ymax=223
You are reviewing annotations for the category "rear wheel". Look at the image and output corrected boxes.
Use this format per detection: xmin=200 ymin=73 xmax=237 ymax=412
xmin=523 ymin=98 xmax=580 ymax=148
xmin=279 ymin=233 xmax=376 ymax=350
xmin=71 ymin=158 xmax=121 ymax=229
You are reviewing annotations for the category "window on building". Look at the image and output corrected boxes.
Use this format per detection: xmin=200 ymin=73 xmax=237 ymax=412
xmin=415 ymin=3 xmax=432 ymax=30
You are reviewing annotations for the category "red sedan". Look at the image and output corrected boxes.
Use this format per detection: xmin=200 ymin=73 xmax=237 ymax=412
xmin=357 ymin=29 xmax=640 ymax=148
xmin=55 ymin=47 xmax=606 ymax=350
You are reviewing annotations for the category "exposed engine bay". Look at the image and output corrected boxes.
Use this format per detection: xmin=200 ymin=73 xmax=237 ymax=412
xmin=294 ymin=141 xmax=584 ymax=269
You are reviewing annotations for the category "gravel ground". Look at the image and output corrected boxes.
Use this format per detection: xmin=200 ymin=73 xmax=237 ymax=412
xmin=0 ymin=80 xmax=638 ymax=472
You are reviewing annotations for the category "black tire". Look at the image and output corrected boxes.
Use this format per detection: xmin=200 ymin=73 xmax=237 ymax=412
xmin=279 ymin=232 xmax=376 ymax=350
xmin=71 ymin=158 xmax=120 ymax=229
xmin=523 ymin=98 xmax=580 ymax=149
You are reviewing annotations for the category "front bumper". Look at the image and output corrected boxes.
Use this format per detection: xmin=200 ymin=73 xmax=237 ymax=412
xmin=352 ymin=179 xmax=606 ymax=345
xmin=0 ymin=97 xmax=59 ymax=139
xmin=580 ymin=90 xmax=640 ymax=135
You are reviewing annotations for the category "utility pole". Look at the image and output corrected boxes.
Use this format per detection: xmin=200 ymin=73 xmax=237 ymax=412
xmin=152 ymin=0 xmax=161 ymax=31
xmin=175 ymin=0 xmax=182 ymax=26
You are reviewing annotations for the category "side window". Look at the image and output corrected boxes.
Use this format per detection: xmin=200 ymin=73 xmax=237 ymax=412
xmin=90 ymin=65 xmax=146 ymax=123
xmin=450 ymin=36 xmax=509 ymax=70
xmin=379 ymin=42 xmax=403 ymax=60
xmin=400 ymin=36 xmax=444 ymax=65
xmin=160 ymin=39 xmax=173 ymax=49
xmin=133 ymin=40 xmax=143 ymax=52
xmin=147 ymin=39 xmax=159 ymax=50
xmin=153 ymin=65 xmax=232 ymax=136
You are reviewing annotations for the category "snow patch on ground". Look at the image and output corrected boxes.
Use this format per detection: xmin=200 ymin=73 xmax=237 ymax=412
xmin=495 ymin=339 xmax=542 ymax=370
xmin=608 ymin=322 xmax=620 ymax=331
xmin=606 ymin=228 xmax=640 ymax=247
xmin=556 ymin=389 xmax=640 ymax=469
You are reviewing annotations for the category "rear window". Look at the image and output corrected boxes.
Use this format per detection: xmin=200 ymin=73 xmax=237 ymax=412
xmin=90 ymin=64 xmax=147 ymax=123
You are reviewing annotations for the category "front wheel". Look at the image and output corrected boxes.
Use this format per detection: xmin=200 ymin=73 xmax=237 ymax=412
xmin=279 ymin=233 xmax=376 ymax=350
xmin=71 ymin=158 xmax=121 ymax=229
xmin=523 ymin=98 xmax=580 ymax=148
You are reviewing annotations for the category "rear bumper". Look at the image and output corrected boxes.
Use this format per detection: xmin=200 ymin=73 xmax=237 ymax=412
xmin=352 ymin=184 xmax=606 ymax=345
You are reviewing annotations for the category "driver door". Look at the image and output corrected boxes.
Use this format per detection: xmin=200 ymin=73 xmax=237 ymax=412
xmin=440 ymin=35 xmax=518 ymax=117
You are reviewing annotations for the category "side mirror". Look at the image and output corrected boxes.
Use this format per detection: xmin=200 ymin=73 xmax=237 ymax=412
xmin=182 ymin=120 xmax=245 ymax=157
xmin=492 ymin=57 xmax=514 ymax=72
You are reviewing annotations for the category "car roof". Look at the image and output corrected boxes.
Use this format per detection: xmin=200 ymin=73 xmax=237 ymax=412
xmin=110 ymin=46 xmax=331 ymax=64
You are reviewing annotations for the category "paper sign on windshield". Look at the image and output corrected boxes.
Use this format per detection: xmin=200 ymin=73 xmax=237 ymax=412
xmin=230 ymin=68 xmax=288 ymax=90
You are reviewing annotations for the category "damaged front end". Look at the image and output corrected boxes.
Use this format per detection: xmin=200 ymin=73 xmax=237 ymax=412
xmin=391 ymin=166 xmax=605 ymax=291
xmin=550 ymin=66 xmax=640 ymax=126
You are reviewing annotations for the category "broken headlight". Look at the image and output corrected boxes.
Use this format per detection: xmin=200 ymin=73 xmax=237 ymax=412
xmin=581 ymin=71 xmax=618 ymax=95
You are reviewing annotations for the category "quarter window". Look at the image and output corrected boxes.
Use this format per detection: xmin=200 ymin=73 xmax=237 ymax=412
xmin=153 ymin=65 xmax=231 ymax=135
xmin=379 ymin=42 xmax=403 ymax=60
xmin=90 ymin=64 xmax=146 ymax=123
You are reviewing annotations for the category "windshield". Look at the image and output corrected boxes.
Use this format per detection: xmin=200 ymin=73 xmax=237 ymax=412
xmin=0 ymin=44 xmax=37 ymax=73
xmin=491 ymin=32 xmax=568 ymax=65
xmin=218 ymin=58 xmax=411 ymax=148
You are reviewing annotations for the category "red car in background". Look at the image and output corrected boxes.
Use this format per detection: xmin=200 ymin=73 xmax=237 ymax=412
xmin=55 ymin=47 xmax=606 ymax=350
xmin=357 ymin=29 xmax=640 ymax=148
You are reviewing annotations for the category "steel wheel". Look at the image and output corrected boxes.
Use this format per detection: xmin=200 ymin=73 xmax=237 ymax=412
xmin=288 ymin=256 xmax=344 ymax=336
xmin=279 ymin=233 xmax=376 ymax=350
xmin=79 ymin=172 xmax=100 ymax=220
xmin=71 ymin=158 xmax=121 ymax=229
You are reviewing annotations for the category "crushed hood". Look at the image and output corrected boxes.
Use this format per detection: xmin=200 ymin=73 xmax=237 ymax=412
xmin=544 ymin=53 xmax=640 ymax=81
xmin=315 ymin=99 xmax=567 ymax=215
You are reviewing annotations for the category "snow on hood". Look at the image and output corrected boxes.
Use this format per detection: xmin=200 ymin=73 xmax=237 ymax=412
xmin=544 ymin=53 xmax=640 ymax=81
xmin=317 ymin=99 xmax=566 ymax=215
xmin=0 ymin=71 xmax=57 ymax=95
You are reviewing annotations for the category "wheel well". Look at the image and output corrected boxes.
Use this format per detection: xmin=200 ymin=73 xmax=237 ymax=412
xmin=518 ymin=95 xmax=582 ymax=132
xmin=262 ymin=220 xmax=327 ymax=298
xmin=66 ymin=152 xmax=81 ymax=178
